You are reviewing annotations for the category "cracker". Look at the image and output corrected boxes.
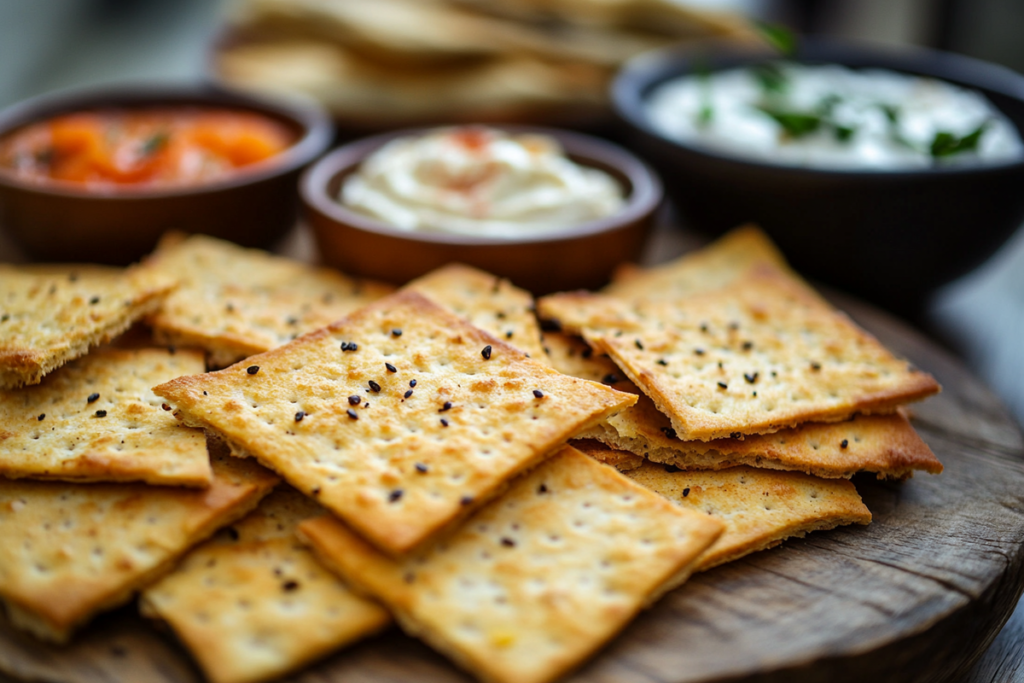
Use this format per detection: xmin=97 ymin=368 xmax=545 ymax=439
xmin=154 ymin=290 xmax=636 ymax=556
xmin=406 ymin=263 xmax=548 ymax=364
xmin=546 ymin=333 xmax=942 ymax=479
xmin=0 ymin=347 xmax=212 ymax=487
xmin=0 ymin=447 xmax=278 ymax=643
xmin=544 ymin=265 xmax=940 ymax=441
xmin=140 ymin=487 xmax=390 ymax=683
xmin=145 ymin=233 xmax=393 ymax=368
xmin=298 ymin=445 xmax=723 ymax=683
xmin=0 ymin=263 xmax=176 ymax=389
xmin=578 ymin=442 xmax=872 ymax=571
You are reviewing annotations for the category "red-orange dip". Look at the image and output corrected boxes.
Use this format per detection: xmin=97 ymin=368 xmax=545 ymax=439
xmin=0 ymin=108 xmax=296 ymax=189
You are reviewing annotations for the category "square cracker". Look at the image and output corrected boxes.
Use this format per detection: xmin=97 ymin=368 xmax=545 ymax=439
xmin=0 ymin=447 xmax=278 ymax=643
xmin=298 ymin=445 xmax=724 ymax=683
xmin=141 ymin=487 xmax=391 ymax=683
xmin=406 ymin=263 xmax=548 ymax=364
xmin=154 ymin=290 xmax=636 ymax=556
xmin=577 ymin=441 xmax=872 ymax=571
xmin=0 ymin=347 xmax=212 ymax=487
xmin=545 ymin=332 xmax=942 ymax=479
xmin=543 ymin=264 xmax=940 ymax=441
xmin=0 ymin=263 xmax=176 ymax=389
xmin=145 ymin=233 xmax=393 ymax=368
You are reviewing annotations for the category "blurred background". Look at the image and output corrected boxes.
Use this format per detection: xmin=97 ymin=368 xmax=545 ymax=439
xmin=0 ymin=0 xmax=1022 ymax=428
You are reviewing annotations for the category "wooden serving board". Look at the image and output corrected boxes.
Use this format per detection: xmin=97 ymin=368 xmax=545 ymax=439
xmin=2 ymin=277 xmax=1023 ymax=683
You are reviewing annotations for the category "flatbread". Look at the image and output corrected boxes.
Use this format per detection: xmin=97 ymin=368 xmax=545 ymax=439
xmin=545 ymin=332 xmax=942 ymax=479
xmin=406 ymin=263 xmax=548 ymax=364
xmin=154 ymin=290 xmax=636 ymax=556
xmin=578 ymin=441 xmax=872 ymax=571
xmin=0 ymin=447 xmax=278 ymax=643
xmin=145 ymin=233 xmax=393 ymax=368
xmin=0 ymin=263 xmax=176 ymax=389
xmin=140 ymin=487 xmax=390 ymax=683
xmin=298 ymin=445 xmax=723 ymax=683
xmin=541 ymin=264 xmax=940 ymax=441
xmin=0 ymin=347 xmax=211 ymax=487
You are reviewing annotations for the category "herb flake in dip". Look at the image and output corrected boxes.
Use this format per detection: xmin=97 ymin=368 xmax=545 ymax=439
xmin=339 ymin=127 xmax=625 ymax=237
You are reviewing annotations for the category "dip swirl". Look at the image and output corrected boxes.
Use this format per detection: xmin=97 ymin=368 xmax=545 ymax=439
xmin=339 ymin=127 xmax=625 ymax=237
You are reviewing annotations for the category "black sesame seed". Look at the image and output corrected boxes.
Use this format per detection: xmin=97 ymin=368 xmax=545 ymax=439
xmin=227 ymin=527 xmax=239 ymax=541
xmin=364 ymin=402 xmax=369 ymax=408
xmin=409 ymin=379 xmax=417 ymax=387
xmin=37 ymin=414 xmax=45 ymax=421
xmin=481 ymin=345 xmax=492 ymax=360
xmin=89 ymin=296 xmax=100 ymax=305
xmin=745 ymin=372 xmax=759 ymax=384
xmin=226 ymin=303 xmax=235 ymax=312
xmin=282 ymin=581 xmax=299 ymax=592
xmin=753 ymin=391 xmax=758 ymax=397
xmin=440 ymin=401 xmax=452 ymax=412
xmin=392 ymin=328 xmax=402 ymax=337
xmin=440 ymin=418 xmax=449 ymax=427
xmin=717 ymin=382 xmax=728 ymax=390
xmin=506 ymin=330 xmax=513 ymax=339
xmin=729 ymin=322 xmax=739 ymax=330
xmin=203 ymin=391 xmax=208 ymax=396
xmin=602 ymin=373 xmax=619 ymax=385
xmin=661 ymin=427 xmax=677 ymax=439
xmin=533 ymin=389 xmax=544 ymax=399
xmin=538 ymin=484 xmax=549 ymax=494
xmin=247 ymin=365 xmax=260 ymax=375
xmin=295 ymin=411 xmax=305 ymax=422
xmin=718 ymin=361 xmax=723 ymax=369
xmin=385 ymin=362 xmax=397 ymax=373
xmin=347 ymin=408 xmax=358 ymax=420
xmin=841 ymin=439 xmax=849 ymax=449
xmin=340 ymin=341 xmax=349 ymax=350
xmin=460 ymin=495 xmax=474 ymax=506
xmin=742 ymin=341 xmax=754 ymax=351
xmin=811 ymin=362 xmax=822 ymax=371
xmin=162 ymin=403 xmax=171 ymax=411
xmin=415 ymin=463 xmax=429 ymax=473
xmin=496 ymin=311 xmax=506 ymax=319
xmin=663 ymin=464 xmax=681 ymax=473
xmin=348 ymin=395 xmax=361 ymax=405
xmin=404 ymin=389 xmax=414 ymax=399
xmin=700 ymin=323 xmax=709 ymax=333
xmin=347 ymin=342 xmax=358 ymax=352
xmin=581 ymin=347 xmax=593 ymax=359
xmin=95 ymin=410 xmax=107 ymax=417
xmin=87 ymin=392 xmax=100 ymax=403
xmin=500 ymin=537 xmax=516 ymax=548
xmin=286 ymin=316 xmax=298 ymax=326
xmin=635 ymin=339 xmax=644 ymax=350
xmin=311 ymin=487 xmax=321 ymax=496
xmin=0 ymin=314 xmax=8 ymax=322
xmin=683 ymin=487 xmax=690 ymax=498
xmin=656 ymin=359 xmax=668 ymax=366
xmin=389 ymin=490 xmax=404 ymax=503
xmin=368 ymin=380 xmax=381 ymax=392
xmin=694 ymin=348 xmax=705 ymax=356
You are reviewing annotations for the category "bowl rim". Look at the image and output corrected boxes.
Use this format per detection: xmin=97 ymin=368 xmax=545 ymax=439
xmin=0 ymin=82 xmax=333 ymax=199
xmin=611 ymin=37 xmax=1024 ymax=178
xmin=299 ymin=124 xmax=663 ymax=246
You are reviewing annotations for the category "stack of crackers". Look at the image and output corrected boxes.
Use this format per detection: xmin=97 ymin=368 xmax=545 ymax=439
xmin=213 ymin=0 xmax=759 ymax=128
xmin=0 ymin=227 xmax=941 ymax=683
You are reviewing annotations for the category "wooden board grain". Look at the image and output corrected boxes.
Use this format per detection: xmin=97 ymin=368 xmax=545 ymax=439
xmin=1 ymin=294 xmax=1023 ymax=683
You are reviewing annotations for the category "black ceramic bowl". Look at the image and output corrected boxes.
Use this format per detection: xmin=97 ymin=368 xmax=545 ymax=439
xmin=612 ymin=40 xmax=1024 ymax=313
xmin=0 ymin=85 xmax=332 ymax=264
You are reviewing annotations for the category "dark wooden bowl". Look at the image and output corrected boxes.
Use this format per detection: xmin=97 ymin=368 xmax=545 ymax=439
xmin=611 ymin=40 xmax=1024 ymax=314
xmin=301 ymin=126 xmax=662 ymax=294
xmin=0 ymin=85 xmax=333 ymax=264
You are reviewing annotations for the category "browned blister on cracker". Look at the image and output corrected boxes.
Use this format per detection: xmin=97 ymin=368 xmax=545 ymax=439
xmin=0 ymin=263 xmax=176 ymax=389
xmin=298 ymin=446 xmax=723 ymax=683
xmin=154 ymin=290 xmax=636 ymax=557
xmin=578 ymin=441 xmax=871 ymax=571
xmin=140 ymin=487 xmax=390 ymax=683
xmin=0 ymin=448 xmax=278 ymax=643
xmin=145 ymin=233 xmax=393 ymax=367
xmin=0 ymin=347 xmax=212 ymax=487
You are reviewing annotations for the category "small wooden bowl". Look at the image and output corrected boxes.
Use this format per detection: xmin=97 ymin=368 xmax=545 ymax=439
xmin=300 ymin=126 xmax=662 ymax=294
xmin=0 ymin=85 xmax=333 ymax=264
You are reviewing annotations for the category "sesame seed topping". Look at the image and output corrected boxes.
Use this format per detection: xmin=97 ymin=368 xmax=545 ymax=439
xmin=742 ymin=341 xmax=754 ymax=351
xmin=389 ymin=490 xmax=404 ymax=503
xmin=745 ymin=372 xmax=759 ymax=384
xmin=729 ymin=322 xmax=739 ymax=330
xmin=602 ymin=373 xmax=619 ymax=385
xmin=533 ymin=389 xmax=544 ymax=398
xmin=683 ymin=488 xmax=690 ymax=497
xmin=162 ymin=403 xmax=171 ymax=411
xmin=440 ymin=401 xmax=453 ymax=412
xmin=841 ymin=439 xmax=849 ymax=449
xmin=37 ymin=414 xmax=45 ymax=421
xmin=282 ymin=581 xmax=299 ymax=591
xmin=348 ymin=395 xmax=361 ymax=405
xmin=286 ymin=316 xmax=298 ymax=326
xmin=460 ymin=495 xmax=473 ymax=506
xmin=347 ymin=408 xmax=358 ymax=420
xmin=538 ymin=484 xmax=548 ymax=494
xmin=368 ymin=380 xmax=381 ymax=392
xmin=635 ymin=339 xmax=644 ymax=350
xmin=415 ymin=463 xmax=429 ymax=473
xmin=203 ymin=391 xmax=208 ymax=396
xmin=700 ymin=323 xmax=709 ymax=333
xmin=481 ymin=345 xmax=492 ymax=360
xmin=656 ymin=359 xmax=668 ymax=366
xmin=347 ymin=342 xmax=359 ymax=352
xmin=392 ymin=328 xmax=402 ymax=337
xmin=385 ymin=362 xmax=397 ymax=373
xmin=311 ymin=487 xmax=321 ymax=496
xmin=409 ymin=379 xmax=417 ymax=387
xmin=811 ymin=362 xmax=822 ymax=371
xmin=506 ymin=331 xmax=513 ymax=339
xmin=694 ymin=348 xmax=705 ymax=356
xmin=717 ymin=382 xmax=728 ymax=390
xmin=440 ymin=418 xmax=449 ymax=427
xmin=500 ymin=538 xmax=516 ymax=548
xmin=87 ymin=393 xmax=100 ymax=403
xmin=294 ymin=411 xmax=305 ymax=422
xmin=246 ymin=365 xmax=260 ymax=375
xmin=95 ymin=410 xmax=107 ymax=418
xmin=404 ymin=389 xmax=414 ymax=399
xmin=89 ymin=296 xmax=100 ymax=305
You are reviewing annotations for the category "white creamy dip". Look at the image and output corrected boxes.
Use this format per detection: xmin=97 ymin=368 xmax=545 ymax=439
xmin=645 ymin=62 xmax=1024 ymax=170
xmin=339 ymin=127 xmax=625 ymax=237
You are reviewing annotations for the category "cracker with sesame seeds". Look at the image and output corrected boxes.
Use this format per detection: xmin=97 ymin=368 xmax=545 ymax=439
xmin=405 ymin=263 xmax=548 ymax=364
xmin=0 ymin=263 xmax=176 ymax=389
xmin=0 ymin=447 xmax=278 ymax=643
xmin=145 ymin=233 xmax=394 ymax=368
xmin=297 ymin=445 xmax=723 ymax=683
xmin=547 ymin=333 xmax=942 ymax=479
xmin=153 ymin=290 xmax=636 ymax=557
xmin=577 ymin=441 xmax=872 ymax=571
xmin=140 ymin=487 xmax=390 ymax=683
xmin=0 ymin=347 xmax=212 ymax=487
xmin=542 ymin=264 xmax=940 ymax=441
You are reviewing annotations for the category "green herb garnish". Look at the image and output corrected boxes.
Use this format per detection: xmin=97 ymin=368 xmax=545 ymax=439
xmin=754 ymin=21 xmax=798 ymax=56
xmin=695 ymin=55 xmax=714 ymax=126
xmin=930 ymin=124 xmax=987 ymax=158
xmin=141 ymin=132 xmax=169 ymax=156
xmin=752 ymin=62 xmax=788 ymax=95
xmin=756 ymin=105 xmax=821 ymax=138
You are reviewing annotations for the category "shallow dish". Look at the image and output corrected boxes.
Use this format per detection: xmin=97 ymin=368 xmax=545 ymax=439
xmin=612 ymin=40 xmax=1024 ymax=312
xmin=0 ymin=85 xmax=332 ymax=264
xmin=300 ymin=126 xmax=662 ymax=294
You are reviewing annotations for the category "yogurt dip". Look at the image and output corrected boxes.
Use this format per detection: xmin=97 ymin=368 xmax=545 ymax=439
xmin=645 ymin=62 xmax=1024 ymax=170
xmin=339 ymin=127 xmax=625 ymax=237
